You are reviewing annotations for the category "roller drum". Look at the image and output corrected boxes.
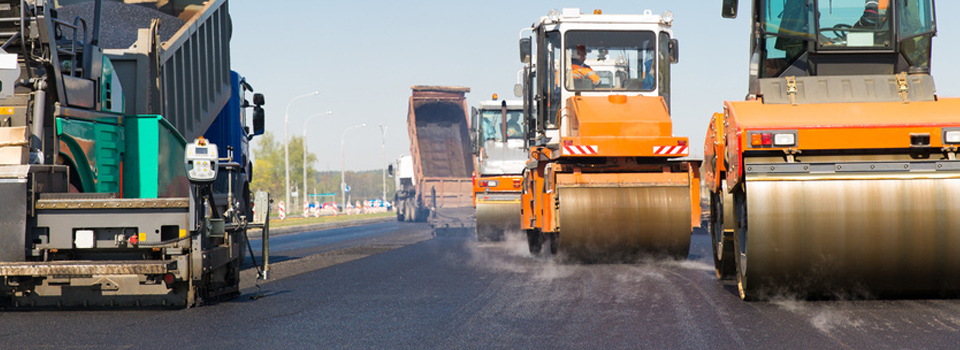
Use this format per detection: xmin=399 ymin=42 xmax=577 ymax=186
xmin=558 ymin=186 xmax=691 ymax=262
xmin=476 ymin=201 xmax=521 ymax=241
xmin=740 ymin=176 xmax=960 ymax=298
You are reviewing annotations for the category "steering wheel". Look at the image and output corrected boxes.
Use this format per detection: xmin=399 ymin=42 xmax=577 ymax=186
xmin=831 ymin=24 xmax=852 ymax=41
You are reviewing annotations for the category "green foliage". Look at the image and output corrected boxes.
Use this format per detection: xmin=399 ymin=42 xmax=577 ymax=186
xmin=251 ymin=131 xmax=395 ymax=209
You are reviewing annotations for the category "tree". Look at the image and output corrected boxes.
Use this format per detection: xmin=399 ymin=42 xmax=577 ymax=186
xmin=251 ymin=132 xmax=393 ymax=212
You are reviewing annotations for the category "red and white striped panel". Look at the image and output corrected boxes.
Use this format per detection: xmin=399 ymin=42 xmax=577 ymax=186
xmin=563 ymin=145 xmax=598 ymax=156
xmin=653 ymin=145 xmax=688 ymax=155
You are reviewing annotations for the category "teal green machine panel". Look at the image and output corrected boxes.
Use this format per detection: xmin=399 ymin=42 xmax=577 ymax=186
xmin=123 ymin=115 xmax=188 ymax=198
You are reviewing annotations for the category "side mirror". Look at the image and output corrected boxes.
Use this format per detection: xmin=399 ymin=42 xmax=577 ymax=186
xmin=722 ymin=0 xmax=738 ymax=19
xmin=519 ymin=37 xmax=532 ymax=64
xmin=387 ymin=164 xmax=394 ymax=176
xmin=514 ymin=83 xmax=523 ymax=98
xmin=252 ymin=106 xmax=265 ymax=136
xmin=253 ymin=93 xmax=265 ymax=106
xmin=469 ymin=107 xmax=479 ymax=154
xmin=669 ymin=39 xmax=680 ymax=64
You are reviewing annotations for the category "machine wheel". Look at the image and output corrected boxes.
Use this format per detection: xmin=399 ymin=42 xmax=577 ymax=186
xmin=733 ymin=187 xmax=757 ymax=301
xmin=548 ymin=232 xmax=559 ymax=255
xmin=409 ymin=201 xmax=419 ymax=222
xmin=526 ymin=229 xmax=543 ymax=256
xmin=710 ymin=191 xmax=736 ymax=279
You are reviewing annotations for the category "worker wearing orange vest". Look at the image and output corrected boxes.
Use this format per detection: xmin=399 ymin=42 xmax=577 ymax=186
xmin=571 ymin=44 xmax=600 ymax=86
xmin=857 ymin=0 xmax=889 ymax=28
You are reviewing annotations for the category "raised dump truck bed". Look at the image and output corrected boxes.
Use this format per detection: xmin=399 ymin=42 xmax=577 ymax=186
xmin=403 ymin=86 xmax=475 ymax=234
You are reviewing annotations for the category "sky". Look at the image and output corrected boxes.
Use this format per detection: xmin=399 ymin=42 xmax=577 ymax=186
xmin=230 ymin=1 xmax=960 ymax=172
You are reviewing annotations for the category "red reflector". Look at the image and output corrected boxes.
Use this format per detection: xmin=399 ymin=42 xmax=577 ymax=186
xmin=163 ymin=273 xmax=175 ymax=285
xmin=678 ymin=140 xmax=687 ymax=147
xmin=761 ymin=133 xmax=773 ymax=146
xmin=563 ymin=139 xmax=573 ymax=147
xmin=513 ymin=179 xmax=521 ymax=188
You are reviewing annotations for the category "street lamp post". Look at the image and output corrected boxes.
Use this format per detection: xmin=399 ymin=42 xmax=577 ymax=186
xmin=379 ymin=124 xmax=387 ymax=205
xmin=341 ymin=123 xmax=367 ymax=210
xmin=303 ymin=111 xmax=333 ymax=216
xmin=284 ymin=91 xmax=319 ymax=217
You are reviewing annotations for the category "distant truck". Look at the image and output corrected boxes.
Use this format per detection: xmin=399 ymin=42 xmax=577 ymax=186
xmin=397 ymin=86 xmax=475 ymax=234
xmin=392 ymin=155 xmax=421 ymax=221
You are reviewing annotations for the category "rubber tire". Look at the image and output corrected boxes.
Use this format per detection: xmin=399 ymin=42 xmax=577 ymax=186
xmin=548 ymin=232 xmax=559 ymax=255
xmin=710 ymin=191 xmax=736 ymax=279
xmin=527 ymin=229 xmax=543 ymax=256
xmin=733 ymin=188 xmax=757 ymax=301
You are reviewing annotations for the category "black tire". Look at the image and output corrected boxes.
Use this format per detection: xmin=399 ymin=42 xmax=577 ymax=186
xmin=733 ymin=187 xmax=756 ymax=301
xmin=548 ymin=232 xmax=559 ymax=255
xmin=527 ymin=229 xmax=543 ymax=256
xmin=710 ymin=191 xmax=736 ymax=279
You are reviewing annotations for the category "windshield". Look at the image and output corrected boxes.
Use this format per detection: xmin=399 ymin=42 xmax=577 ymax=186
xmin=480 ymin=109 xmax=524 ymax=142
xmin=760 ymin=0 xmax=935 ymax=76
xmin=817 ymin=0 xmax=893 ymax=49
xmin=563 ymin=31 xmax=657 ymax=92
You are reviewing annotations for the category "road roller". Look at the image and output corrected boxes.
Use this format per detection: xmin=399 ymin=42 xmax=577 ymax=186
xmin=471 ymin=96 xmax=526 ymax=241
xmin=707 ymin=0 xmax=960 ymax=299
xmin=516 ymin=8 xmax=700 ymax=262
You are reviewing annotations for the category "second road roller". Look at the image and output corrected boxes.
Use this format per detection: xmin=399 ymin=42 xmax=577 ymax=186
xmin=471 ymin=96 xmax=527 ymax=241
xmin=706 ymin=0 xmax=960 ymax=299
xmin=517 ymin=8 xmax=700 ymax=262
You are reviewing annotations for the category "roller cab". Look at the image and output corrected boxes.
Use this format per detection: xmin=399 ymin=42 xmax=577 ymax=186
xmin=709 ymin=0 xmax=958 ymax=299
xmin=518 ymin=8 xmax=698 ymax=262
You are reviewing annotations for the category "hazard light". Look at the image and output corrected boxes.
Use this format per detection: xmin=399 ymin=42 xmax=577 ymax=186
xmin=661 ymin=11 xmax=674 ymax=25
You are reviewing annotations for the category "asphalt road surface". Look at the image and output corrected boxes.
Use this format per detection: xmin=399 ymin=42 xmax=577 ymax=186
xmin=2 ymin=221 xmax=959 ymax=349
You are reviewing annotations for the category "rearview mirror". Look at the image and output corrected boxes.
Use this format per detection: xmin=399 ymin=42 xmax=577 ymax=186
xmin=519 ymin=37 xmax=532 ymax=64
xmin=387 ymin=164 xmax=394 ymax=176
xmin=722 ymin=0 xmax=738 ymax=19
xmin=470 ymin=107 xmax=479 ymax=154
xmin=669 ymin=39 xmax=680 ymax=64
xmin=252 ymin=106 xmax=265 ymax=136
xmin=253 ymin=93 xmax=265 ymax=106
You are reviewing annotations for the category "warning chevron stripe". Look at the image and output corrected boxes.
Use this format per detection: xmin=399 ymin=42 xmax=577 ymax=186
xmin=563 ymin=145 xmax=598 ymax=156
xmin=653 ymin=145 xmax=688 ymax=155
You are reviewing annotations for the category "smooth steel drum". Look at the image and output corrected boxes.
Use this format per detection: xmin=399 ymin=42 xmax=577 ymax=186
xmin=740 ymin=174 xmax=960 ymax=298
xmin=476 ymin=201 xmax=521 ymax=241
xmin=558 ymin=186 xmax=691 ymax=262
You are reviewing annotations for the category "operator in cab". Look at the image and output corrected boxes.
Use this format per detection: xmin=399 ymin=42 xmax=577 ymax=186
xmin=570 ymin=44 xmax=600 ymax=88
xmin=856 ymin=0 xmax=889 ymax=28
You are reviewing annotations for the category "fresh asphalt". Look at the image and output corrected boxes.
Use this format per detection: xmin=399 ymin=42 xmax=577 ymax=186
xmin=2 ymin=220 xmax=958 ymax=349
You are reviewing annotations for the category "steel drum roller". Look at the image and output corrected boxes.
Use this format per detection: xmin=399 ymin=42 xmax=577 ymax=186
xmin=558 ymin=186 xmax=691 ymax=261
xmin=476 ymin=201 xmax=521 ymax=241
xmin=740 ymin=175 xmax=960 ymax=298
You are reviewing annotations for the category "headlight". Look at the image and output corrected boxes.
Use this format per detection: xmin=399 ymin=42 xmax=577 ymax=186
xmin=944 ymin=129 xmax=960 ymax=144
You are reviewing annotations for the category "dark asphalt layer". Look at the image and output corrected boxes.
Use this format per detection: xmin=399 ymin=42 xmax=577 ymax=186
xmin=2 ymin=222 xmax=959 ymax=349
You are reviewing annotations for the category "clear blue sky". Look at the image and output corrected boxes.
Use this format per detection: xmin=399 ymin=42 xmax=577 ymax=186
xmin=231 ymin=1 xmax=960 ymax=172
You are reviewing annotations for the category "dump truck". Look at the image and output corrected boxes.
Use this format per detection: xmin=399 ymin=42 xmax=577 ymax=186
xmin=400 ymin=86 xmax=475 ymax=234
xmin=470 ymin=95 xmax=526 ymax=241
xmin=517 ymin=8 xmax=700 ymax=261
xmin=0 ymin=0 xmax=269 ymax=308
xmin=706 ymin=0 xmax=960 ymax=299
